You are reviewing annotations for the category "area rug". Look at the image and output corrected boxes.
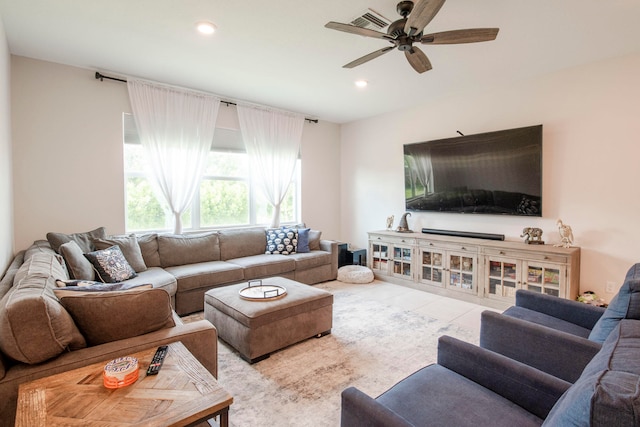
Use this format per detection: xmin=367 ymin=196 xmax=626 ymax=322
xmin=205 ymin=284 xmax=478 ymax=427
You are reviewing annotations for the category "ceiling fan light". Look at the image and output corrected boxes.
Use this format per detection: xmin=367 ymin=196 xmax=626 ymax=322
xmin=355 ymin=80 xmax=368 ymax=88
xmin=196 ymin=21 xmax=216 ymax=35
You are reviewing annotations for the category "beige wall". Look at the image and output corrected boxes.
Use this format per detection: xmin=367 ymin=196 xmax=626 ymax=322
xmin=10 ymin=56 xmax=341 ymax=251
xmin=340 ymin=52 xmax=640 ymax=299
xmin=0 ymin=17 xmax=13 ymax=272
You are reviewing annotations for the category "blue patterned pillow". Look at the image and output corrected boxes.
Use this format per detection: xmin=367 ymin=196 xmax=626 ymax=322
xmin=84 ymin=245 xmax=137 ymax=283
xmin=265 ymin=228 xmax=298 ymax=255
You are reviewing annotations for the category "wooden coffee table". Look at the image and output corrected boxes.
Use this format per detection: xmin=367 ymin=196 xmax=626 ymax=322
xmin=15 ymin=341 xmax=232 ymax=427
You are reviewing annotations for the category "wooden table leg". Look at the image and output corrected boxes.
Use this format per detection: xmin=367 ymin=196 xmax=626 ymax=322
xmin=219 ymin=407 xmax=229 ymax=427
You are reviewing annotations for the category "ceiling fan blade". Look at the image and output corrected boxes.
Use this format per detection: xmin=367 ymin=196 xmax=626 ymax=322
xmin=343 ymin=46 xmax=395 ymax=69
xmin=405 ymin=0 xmax=446 ymax=36
xmin=325 ymin=22 xmax=393 ymax=40
xmin=405 ymin=46 xmax=432 ymax=73
xmin=421 ymin=28 xmax=499 ymax=44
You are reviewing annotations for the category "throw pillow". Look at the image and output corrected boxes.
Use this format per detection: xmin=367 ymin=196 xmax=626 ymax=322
xmin=59 ymin=241 xmax=95 ymax=280
xmin=309 ymin=229 xmax=322 ymax=251
xmin=92 ymin=234 xmax=147 ymax=272
xmin=84 ymin=245 xmax=137 ymax=283
xmin=588 ymin=263 xmax=640 ymax=343
xmin=57 ymin=287 xmax=175 ymax=346
xmin=296 ymin=227 xmax=311 ymax=253
xmin=0 ymin=253 xmax=86 ymax=364
xmin=265 ymin=228 xmax=297 ymax=255
xmin=46 ymin=226 xmax=107 ymax=253
xmin=138 ymin=233 xmax=161 ymax=267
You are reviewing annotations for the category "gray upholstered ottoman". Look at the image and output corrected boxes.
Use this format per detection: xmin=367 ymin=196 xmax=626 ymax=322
xmin=204 ymin=277 xmax=333 ymax=363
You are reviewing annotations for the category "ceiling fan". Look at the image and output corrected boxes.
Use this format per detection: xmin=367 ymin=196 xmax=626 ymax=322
xmin=325 ymin=0 xmax=499 ymax=74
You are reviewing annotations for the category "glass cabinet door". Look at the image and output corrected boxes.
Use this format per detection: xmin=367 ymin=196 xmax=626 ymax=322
xmin=371 ymin=243 xmax=389 ymax=273
xmin=419 ymin=248 xmax=444 ymax=287
xmin=487 ymin=258 xmax=519 ymax=298
xmin=524 ymin=262 xmax=564 ymax=297
xmin=392 ymin=246 xmax=412 ymax=278
xmin=448 ymin=253 xmax=475 ymax=292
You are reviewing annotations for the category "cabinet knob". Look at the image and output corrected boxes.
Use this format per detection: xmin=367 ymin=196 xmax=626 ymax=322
xmin=377 ymin=237 xmax=381 ymax=240
xmin=429 ymin=242 xmax=434 ymax=246
xmin=499 ymin=251 xmax=506 ymax=255
xmin=461 ymin=247 xmax=466 ymax=251
xmin=401 ymin=239 xmax=405 ymax=243
xmin=544 ymin=256 xmax=550 ymax=260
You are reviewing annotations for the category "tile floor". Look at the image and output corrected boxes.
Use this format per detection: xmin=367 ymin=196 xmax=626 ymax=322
xmin=319 ymin=279 xmax=502 ymax=336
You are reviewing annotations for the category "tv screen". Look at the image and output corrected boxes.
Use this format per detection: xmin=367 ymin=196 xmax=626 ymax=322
xmin=404 ymin=124 xmax=542 ymax=216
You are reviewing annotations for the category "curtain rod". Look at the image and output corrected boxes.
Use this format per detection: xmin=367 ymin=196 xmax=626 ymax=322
xmin=95 ymin=72 xmax=319 ymax=124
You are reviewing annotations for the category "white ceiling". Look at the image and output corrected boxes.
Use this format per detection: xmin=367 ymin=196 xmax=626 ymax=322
xmin=1 ymin=0 xmax=640 ymax=123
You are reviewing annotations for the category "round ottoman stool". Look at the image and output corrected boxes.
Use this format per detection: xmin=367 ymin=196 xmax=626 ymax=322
xmin=337 ymin=265 xmax=374 ymax=284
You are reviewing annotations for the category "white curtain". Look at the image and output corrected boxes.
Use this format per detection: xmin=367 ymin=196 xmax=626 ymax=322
xmin=237 ymin=104 xmax=304 ymax=228
xmin=127 ymin=79 xmax=220 ymax=233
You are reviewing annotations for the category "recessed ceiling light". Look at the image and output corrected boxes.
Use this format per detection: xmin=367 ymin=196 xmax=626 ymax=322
xmin=196 ymin=21 xmax=216 ymax=35
xmin=355 ymin=80 xmax=368 ymax=88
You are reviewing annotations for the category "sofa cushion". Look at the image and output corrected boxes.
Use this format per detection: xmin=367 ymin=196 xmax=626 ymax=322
xmin=219 ymin=227 xmax=267 ymax=260
xmin=376 ymin=364 xmax=543 ymax=427
xmin=158 ymin=232 xmax=220 ymax=267
xmin=589 ymin=263 xmax=640 ymax=343
xmin=289 ymin=250 xmax=332 ymax=270
xmin=92 ymin=234 xmax=147 ymax=272
xmin=227 ymin=254 xmax=295 ymax=280
xmin=46 ymin=226 xmax=107 ymax=253
xmin=544 ymin=320 xmax=640 ymax=426
xmin=0 ymin=253 xmax=86 ymax=364
xmin=123 ymin=267 xmax=178 ymax=297
xmin=84 ymin=246 xmax=137 ymax=283
xmin=138 ymin=233 xmax=161 ymax=267
xmin=57 ymin=287 xmax=175 ymax=346
xmin=0 ymin=251 xmax=24 ymax=301
xmin=265 ymin=228 xmax=297 ymax=255
xmin=59 ymin=240 xmax=95 ymax=280
xmin=165 ymin=261 xmax=244 ymax=292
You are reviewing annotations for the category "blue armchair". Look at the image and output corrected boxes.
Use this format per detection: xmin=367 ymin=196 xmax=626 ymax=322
xmin=481 ymin=263 xmax=640 ymax=382
xmin=341 ymin=336 xmax=570 ymax=427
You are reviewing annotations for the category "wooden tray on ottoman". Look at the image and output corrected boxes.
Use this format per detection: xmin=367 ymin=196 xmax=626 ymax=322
xmin=204 ymin=277 xmax=333 ymax=363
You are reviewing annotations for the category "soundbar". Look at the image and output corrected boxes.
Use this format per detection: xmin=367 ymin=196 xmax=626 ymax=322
xmin=421 ymin=228 xmax=505 ymax=241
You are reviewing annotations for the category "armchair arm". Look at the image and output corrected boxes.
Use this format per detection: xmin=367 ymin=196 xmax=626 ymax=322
xmin=437 ymin=335 xmax=571 ymax=420
xmin=515 ymin=289 xmax=605 ymax=330
xmin=341 ymin=387 xmax=414 ymax=427
xmin=480 ymin=311 xmax=601 ymax=382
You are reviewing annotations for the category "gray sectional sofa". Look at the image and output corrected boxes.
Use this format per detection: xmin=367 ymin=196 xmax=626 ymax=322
xmin=0 ymin=225 xmax=336 ymax=425
xmin=44 ymin=225 xmax=337 ymax=315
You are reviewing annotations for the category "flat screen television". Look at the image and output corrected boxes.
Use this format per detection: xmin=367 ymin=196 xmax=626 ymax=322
xmin=404 ymin=124 xmax=542 ymax=216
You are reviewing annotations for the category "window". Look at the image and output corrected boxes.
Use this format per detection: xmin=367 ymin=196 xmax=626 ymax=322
xmin=123 ymin=114 xmax=300 ymax=232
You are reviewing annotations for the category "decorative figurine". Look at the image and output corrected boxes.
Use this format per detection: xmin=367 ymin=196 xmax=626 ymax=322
xmin=554 ymin=219 xmax=574 ymax=248
xmin=396 ymin=212 xmax=413 ymax=233
xmin=386 ymin=215 xmax=394 ymax=231
xmin=520 ymin=227 xmax=544 ymax=244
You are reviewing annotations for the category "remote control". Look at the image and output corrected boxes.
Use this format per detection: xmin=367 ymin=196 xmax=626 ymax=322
xmin=146 ymin=345 xmax=168 ymax=376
